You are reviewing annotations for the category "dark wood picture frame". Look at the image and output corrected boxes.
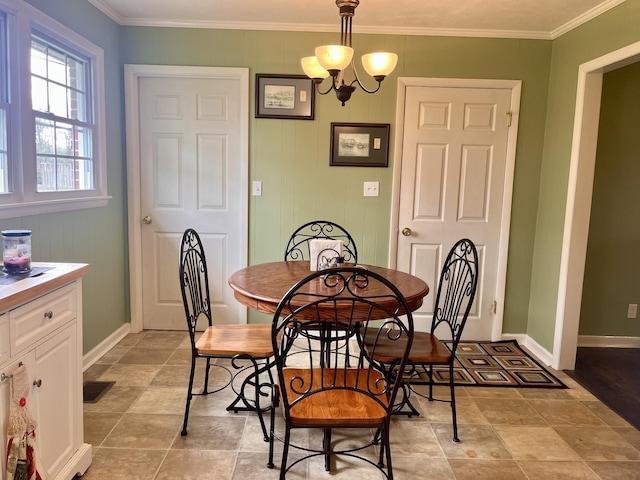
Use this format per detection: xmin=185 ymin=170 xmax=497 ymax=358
xmin=255 ymin=74 xmax=315 ymax=120
xmin=330 ymin=123 xmax=390 ymax=167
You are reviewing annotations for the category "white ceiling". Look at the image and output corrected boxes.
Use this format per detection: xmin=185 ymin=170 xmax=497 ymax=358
xmin=88 ymin=0 xmax=625 ymax=40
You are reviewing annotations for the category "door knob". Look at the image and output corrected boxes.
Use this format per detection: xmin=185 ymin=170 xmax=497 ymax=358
xmin=401 ymin=227 xmax=412 ymax=237
xmin=142 ymin=215 xmax=152 ymax=224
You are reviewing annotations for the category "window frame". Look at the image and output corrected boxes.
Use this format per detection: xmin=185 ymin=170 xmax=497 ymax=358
xmin=0 ymin=0 xmax=109 ymax=219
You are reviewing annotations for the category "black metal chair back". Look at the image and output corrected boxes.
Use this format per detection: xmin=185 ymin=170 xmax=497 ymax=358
xmin=283 ymin=220 xmax=358 ymax=263
xmin=431 ymin=238 xmax=479 ymax=349
xmin=268 ymin=267 xmax=414 ymax=479
xmin=179 ymin=228 xmax=212 ymax=347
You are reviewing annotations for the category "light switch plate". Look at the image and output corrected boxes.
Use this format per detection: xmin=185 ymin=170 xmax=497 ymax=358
xmin=364 ymin=181 xmax=379 ymax=197
xmin=252 ymin=180 xmax=262 ymax=196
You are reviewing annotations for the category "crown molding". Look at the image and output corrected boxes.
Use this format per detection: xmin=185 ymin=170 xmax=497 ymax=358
xmin=550 ymin=0 xmax=626 ymax=39
xmin=87 ymin=0 xmax=626 ymax=41
xmin=86 ymin=0 xmax=123 ymax=24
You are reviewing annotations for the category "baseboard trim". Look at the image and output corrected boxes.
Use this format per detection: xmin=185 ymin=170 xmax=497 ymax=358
xmin=83 ymin=323 xmax=131 ymax=371
xmin=577 ymin=335 xmax=640 ymax=348
xmin=500 ymin=333 xmax=554 ymax=367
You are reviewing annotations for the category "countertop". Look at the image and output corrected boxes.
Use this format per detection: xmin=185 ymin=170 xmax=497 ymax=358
xmin=0 ymin=262 xmax=90 ymax=312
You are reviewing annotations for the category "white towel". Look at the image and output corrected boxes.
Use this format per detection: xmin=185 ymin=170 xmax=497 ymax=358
xmin=309 ymin=239 xmax=343 ymax=271
xmin=5 ymin=364 xmax=49 ymax=480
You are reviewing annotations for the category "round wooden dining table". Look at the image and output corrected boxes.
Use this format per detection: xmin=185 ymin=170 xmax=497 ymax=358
xmin=228 ymin=261 xmax=429 ymax=319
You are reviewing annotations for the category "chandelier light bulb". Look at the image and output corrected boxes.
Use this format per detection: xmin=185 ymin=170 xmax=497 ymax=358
xmin=301 ymin=56 xmax=330 ymax=80
xmin=315 ymin=45 xmax=354 ymax=73
xmin=361 ymin=52 xmax=398 ymax=78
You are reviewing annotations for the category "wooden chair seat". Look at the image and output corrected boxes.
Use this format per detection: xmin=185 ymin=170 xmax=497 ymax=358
xmin=283 ymin=368 xmax=388 ymax=426
xmin=195 ymin=324 xmax=272 ymax=358
xmin=364 ymin=330 xmax=451 ymax=364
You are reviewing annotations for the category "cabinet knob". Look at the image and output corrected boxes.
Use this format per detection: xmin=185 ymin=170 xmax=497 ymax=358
xmin=33 ymin=379 xmax=42 ymax=388
xmin=44 ymin=310 xmax=53 ymax=319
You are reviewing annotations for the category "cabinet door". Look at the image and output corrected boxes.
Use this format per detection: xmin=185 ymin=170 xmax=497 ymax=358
xmin=0 ymin=351 xmax=37 ymax=480
xmin=34 ymin=325 xmax=77 ymax=478
xmin=0 ymin=313 xmax=9 ymax=365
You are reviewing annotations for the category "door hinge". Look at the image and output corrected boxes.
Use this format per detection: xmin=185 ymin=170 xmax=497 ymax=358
xmin=491 ymin=301 xmax=497 ymax=314
xmin=506 ymin=111 xmax=513 ymax=127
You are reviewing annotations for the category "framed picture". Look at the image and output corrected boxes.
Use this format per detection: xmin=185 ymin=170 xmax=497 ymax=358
xmin=255 ymin=74 xmax=315 ymax=120
xmin=330 ymin=123 xmax=390 ymax=167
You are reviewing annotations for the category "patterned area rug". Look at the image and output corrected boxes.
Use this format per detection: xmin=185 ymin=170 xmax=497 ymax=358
xmin=430 ymin=340 xmax=567 ymax=388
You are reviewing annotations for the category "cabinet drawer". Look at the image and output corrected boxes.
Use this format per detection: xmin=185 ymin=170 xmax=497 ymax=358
xmin=0 ymin=313 xmax=8 ymax=365
xmin=9 ymin=284 xmax=77 ymax=356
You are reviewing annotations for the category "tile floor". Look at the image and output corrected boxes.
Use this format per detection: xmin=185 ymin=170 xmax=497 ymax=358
xmin=80 ymin=330 xmax=640 ymax=480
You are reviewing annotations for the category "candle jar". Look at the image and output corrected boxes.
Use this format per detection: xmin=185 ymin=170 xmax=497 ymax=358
xmin=2 ymin=230 xmax=32 ymax=274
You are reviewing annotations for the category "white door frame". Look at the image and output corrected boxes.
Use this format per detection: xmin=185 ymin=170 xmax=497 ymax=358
xmin=124 ymin=65 xmax=249 ymax=333
xmin=390 ymin=77 xmax=521 ymax=340
xmin=554 ymin=41 xmax=640 ymax=370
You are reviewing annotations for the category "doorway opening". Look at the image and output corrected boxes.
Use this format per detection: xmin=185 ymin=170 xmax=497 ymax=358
xmin=555 ymin=40 xmax=640 ymax=370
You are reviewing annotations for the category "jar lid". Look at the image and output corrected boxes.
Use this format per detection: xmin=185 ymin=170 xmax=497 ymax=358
xmin=1 ymin=230 xmax=32 ymax=237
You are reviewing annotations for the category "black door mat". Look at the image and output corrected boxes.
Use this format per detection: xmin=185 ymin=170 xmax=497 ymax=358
xmin=83 ymin=381 xmax=115 ymax=403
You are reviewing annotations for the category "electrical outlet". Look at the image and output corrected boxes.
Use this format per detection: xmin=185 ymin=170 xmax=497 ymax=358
xmin=364 ymin=181 xmax=379 ymax=197
xmin=628 ymin=303 xmax=637 ymax=318
xmin=252 ymin=180 xmax=262 ymax=196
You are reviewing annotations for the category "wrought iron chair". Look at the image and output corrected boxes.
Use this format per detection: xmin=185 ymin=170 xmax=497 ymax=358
xmin=364 ymin=238 xmax=478 ymax=442
xmin=283 ymin=220 xmax=358 ymax=264
xmin=179 ymin=228 xmax=274 ymax=440
xmin=283 ymin=220 xmax=359 ymax=365
xmin=267 ymin=267 xmax=414 ymax=479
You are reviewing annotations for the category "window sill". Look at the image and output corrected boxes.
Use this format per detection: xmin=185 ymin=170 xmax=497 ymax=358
xmin=0 ymin=196 xmax=111 ymax=220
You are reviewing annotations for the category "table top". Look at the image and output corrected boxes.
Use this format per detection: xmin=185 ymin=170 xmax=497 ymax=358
xmin=228 ymin=261 xmax=429 ymax=318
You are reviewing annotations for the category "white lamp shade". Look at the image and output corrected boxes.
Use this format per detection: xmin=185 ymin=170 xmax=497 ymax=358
xmin=315 ymin=45 xmax=354 ymax=72
xmin=361 ymin=52 xmax=398 ymax=77
xmin=301 ymin=56 xmax=330 ymax=79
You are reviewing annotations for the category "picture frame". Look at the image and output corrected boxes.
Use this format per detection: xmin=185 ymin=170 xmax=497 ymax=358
xmin=330 ymin=123 xmax=390 ymax=167
xmin=255 ymin=74 xmax=315 ymax=120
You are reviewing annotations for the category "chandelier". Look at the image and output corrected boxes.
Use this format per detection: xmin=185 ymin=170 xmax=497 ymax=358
xmin=301 ymin=0 xmax=398 ymax=106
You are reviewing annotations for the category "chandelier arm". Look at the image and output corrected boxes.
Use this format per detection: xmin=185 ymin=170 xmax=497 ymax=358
xmin=346 ymin=60 xmax=383 ymax=94
xmin=315 ymin=78 xmax=340 ymax=96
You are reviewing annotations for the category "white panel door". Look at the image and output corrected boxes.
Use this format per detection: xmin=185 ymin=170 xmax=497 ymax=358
xmin=397 ymin=85 xmax=514 ymax=339
xmin=137 ymin=74 xmax=245 ymax=330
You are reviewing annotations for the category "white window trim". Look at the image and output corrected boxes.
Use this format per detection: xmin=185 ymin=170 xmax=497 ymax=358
xmin=0 ymin=0 xmax=110 ymax=219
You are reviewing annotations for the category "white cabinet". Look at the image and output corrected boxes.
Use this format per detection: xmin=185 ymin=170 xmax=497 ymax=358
xmin=0 ymin=264 xmax=91 ymax=480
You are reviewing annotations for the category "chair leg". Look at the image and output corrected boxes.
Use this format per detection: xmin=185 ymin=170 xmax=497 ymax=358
xmin=202 ymin=356 xmax=211 ymax=394
xmin=181 ymin=356 xmax=197 ymax=436
xmin=279 ymin=427 xmax=291 ymax=480
xmin=267 ymin=388 xmax=277 ymax=469
xmin=449 ymin=364 xmax=459 ymax=442
xmin=428 ymin=364 xmax=435 ymax=401
xmin=323 ymin=428 xmax=332 ymax=471
xmin=379 ymin=424 xmax=394 ymax=480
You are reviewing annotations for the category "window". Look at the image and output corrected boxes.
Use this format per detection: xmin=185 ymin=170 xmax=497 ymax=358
xmin=0 ymin=12 xmax=8 ymax=194
xmin=31 ymin=36 xmax=94 ymax=192
xmin=0 ymin=0 xmax=108 ymax=218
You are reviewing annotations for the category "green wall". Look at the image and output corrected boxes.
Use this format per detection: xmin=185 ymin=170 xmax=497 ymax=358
xmin=119 ymin=29 xmax=551 ymax=326
xmin=11 ymin=0 xmax=639 ymax=353
xmin=528 ymin=0 xmax=640 ymax=351
xmin=580 ymin=61 xmax=640 ymax=337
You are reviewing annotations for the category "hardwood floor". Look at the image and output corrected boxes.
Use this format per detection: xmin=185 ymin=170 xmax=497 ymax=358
xmin=565 ymin=347 xmax=640 ymax=430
